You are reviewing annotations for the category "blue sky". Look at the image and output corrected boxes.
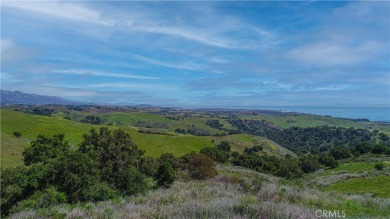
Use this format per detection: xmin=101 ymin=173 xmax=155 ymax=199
xmin=1 ymin=1 xmax=389 ymax=107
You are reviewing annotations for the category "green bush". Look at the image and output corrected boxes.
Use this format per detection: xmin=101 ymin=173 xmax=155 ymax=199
xmin=375 ymin=162 xmax=384 ymax=171
xmin=200 ymin=147 xmax=230 ymax=163
xmin=117 ymin=166 xmax=153 ymax=195
xmin=318 ymin=154 xmax=338 ymax=168
xmin=23 ymin=134 xmax=70 ymax=166
xmin=10 ymin=187 xmax=67 ymax=213
xmin=217 ymin=141 xmax=231 ymax=152
xmin=187 ymin=153 xmax=217 ymax=180
xmin=299 ymin=155 xmax=321 ymax=173
xmin=155 ymin=162 xmax=176 ymax=188
xmin=13 ymin=131 xmax=22 ymax=138
xmin=276 ymin=159 xmax=303 ymax=179
xmin=139 ymin=157 xmax=160 ymax=177
xmin=330 ymin=146 xmax=352 ymax=160
xmin=83 ymin=182 xmax=118 ymax=202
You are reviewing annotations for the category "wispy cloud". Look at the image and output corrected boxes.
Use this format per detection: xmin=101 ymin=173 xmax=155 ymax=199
xmin=88 ymin=82 xmax=179 ymax=91
xmin=287 ymin=42 xmax=381 ymax=66
xmin=1 ymin=1 xmax=113 ymax=26
xmin=127 ymin=53 xmax=206 ymax=71
xmin=52 ymin=69 xmax=159 ymax=80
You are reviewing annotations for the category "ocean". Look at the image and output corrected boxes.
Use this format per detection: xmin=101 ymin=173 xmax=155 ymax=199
xmin=256 ymin=106 xmax=390 ymax=122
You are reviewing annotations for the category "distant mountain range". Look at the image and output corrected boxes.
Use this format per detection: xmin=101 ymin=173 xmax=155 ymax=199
xmin=0 ymin=90 xmax=78 ymax=105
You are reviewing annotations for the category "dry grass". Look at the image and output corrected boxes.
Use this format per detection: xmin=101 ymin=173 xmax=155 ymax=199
xmin=9 ymin=165 xmax=390 ymax=219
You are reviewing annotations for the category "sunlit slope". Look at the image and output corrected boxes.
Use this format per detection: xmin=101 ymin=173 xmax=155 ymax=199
xmin=1 ymin=110 xmax=213 ymax=167
xmin=238 ymin=114 xmax=388 ymax=129
xmin=213 ymin=133 xmax=297 ymax=157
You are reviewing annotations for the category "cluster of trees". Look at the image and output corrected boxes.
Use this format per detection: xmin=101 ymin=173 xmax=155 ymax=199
xmin=31 ymin=108 xmax=55 ymax=116
xmin=200 ymin=141 xmax=231 ymax=163
xmin=265 ymin=126 xmax=386 ymax=154
xmin=165 ymin=116 xmax=183 ymax=120
xmin=80 ymin=115 xmax=103 ymax=125
xmin=134 ymin=121 xmax=168 ymax=129
xmin=206 ymin=120 xmax=224 ymax=130
xmin=138 ymin=128 xmax=170 ymax=135
xmin=228 ymin=118 xmax=280 ymax=136
xmin=353 ymin=143 xmax=390 ymax=155
xmin=198 ymin=141 xmax=339 ymax=179
xmin=1 ymin=128 xmax=217 ymax=217
xmin=175 ymin=126 xmax=212 ymax=136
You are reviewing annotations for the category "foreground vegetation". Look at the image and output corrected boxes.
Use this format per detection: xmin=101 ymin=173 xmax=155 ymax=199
xmin=7 ymin=165 xmax=390 ymax=219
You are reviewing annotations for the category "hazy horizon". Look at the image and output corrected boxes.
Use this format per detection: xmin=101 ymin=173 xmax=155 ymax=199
xmin=1 ymin=1 xmax=389 ymax=107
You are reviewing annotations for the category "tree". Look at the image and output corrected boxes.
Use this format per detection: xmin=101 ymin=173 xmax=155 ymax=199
xmin=187 ymin=153 xmax=217 ymax=180
xmin=79 ymin=128 xmax=145 ymax=187
xmin=330 ymin=146 xmax=352 ymax=160
xmin=300 ymin=156 xmax=321 ymax=173
xmin=116 ymin=166 xmax=152 ymax=196
xmin=318 ymin=154 xmax=338 ymax=168
xmin=217 ymin=141 xmax=231 ymax=152
xmin=276 ymin=159 xmax=303 ymax=179
xmin=155 ymin=162 xmax=176 ymax=188
xmin=371 ymin=145 xmax=388 ymax=154
xmin=200 ymin=147 xmax=230 ymax=163
xmin=23 ymin=134 xmax=70 ymax=166
xmin=51 ymin=152 xmax=100 ymax=203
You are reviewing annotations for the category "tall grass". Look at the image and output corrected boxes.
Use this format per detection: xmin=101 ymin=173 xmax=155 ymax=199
xmin=9 ymin=165 xmax=390 ymax=219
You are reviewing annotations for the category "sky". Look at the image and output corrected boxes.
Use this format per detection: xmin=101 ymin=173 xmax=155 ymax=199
xmin=1 ymin=1 xmax=389 ymax=107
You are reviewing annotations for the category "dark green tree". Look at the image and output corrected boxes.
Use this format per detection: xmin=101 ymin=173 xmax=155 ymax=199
xmin=299 ymin=155 xmax=321 ymax=173
xmin=155 ymin=162 xmax=176 ymax=188
xmin=79 ymin=128 xmax=145 ymax=187
xmin=200 ymin=147 xmax=230 ymax=163
xmin=23 ymin=134 xmax=70 ymax=166
xmin=330 ymin=146 xmax=352 ymax=160
xmin=217 ymin=141 xmax=231 ymax=152
xmin=318 ymin=154 xmax=338 ymax=168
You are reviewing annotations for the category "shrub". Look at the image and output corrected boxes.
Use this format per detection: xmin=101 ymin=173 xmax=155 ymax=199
xmin=330 ymin=146 xmax=352 ymax=160
xmin=155 ymin=162 xmax=176 ymax=188
xmin=13 ymin=131 xmax=22 ymax=138
xmin=52 ymin=152 xmax=100 ymax=203
xmin=375 ymin=162 xmax=384 ymax=171
xmin=187 ymin=153 xmax=217 ymax=180
xmin=299 ymin=156 xmax=321 ymax=173
xmin=276 ymin=159 xmax=303 ymax=179
xmin=217 ymin=141 xmax=231 ymax=152
xmin=10 ymin=187 xmax=67 ymax=213
xmin=83 ymin=182 xmax=118 ymax=202
xmin=116 ymin=166 xmax=152 ymax=196
xmin=23 ymin=134 xmax=70 ymax=166
xmin=200 ymin=147 xmax=230 ymax=163
xmin=244 ymin=145 xmax=263 ymax=154
xmin=318 ymin=154 xmax=338 ymax=168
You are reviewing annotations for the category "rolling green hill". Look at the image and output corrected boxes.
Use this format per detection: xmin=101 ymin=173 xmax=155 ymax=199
xmin=238 ymin=114 xmax=382 ymax=129
xmin=2 ymin=110 xmax=295 ymax=168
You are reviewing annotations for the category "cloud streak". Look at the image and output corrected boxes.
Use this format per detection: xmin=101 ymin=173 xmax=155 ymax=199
xmin=52 ymin=69 xmax=159 ymax=80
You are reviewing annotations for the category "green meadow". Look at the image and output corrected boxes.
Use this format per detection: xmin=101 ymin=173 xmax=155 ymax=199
xmin=238 ymin=114 xmax=380 ymax=129
xmin=0 ymin=110 xmax=219 ymax=167
xmin=323 ymin=175 xmax=390 ymax=198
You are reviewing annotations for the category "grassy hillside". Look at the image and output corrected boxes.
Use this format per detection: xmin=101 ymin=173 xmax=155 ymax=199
xmin=323 ymin=175 xmax=390 ymax=198
xmin=1 ymin=110 xmax=214 ymax=167
xmin=4 ymin=110 xmax=297 ymax=168
xmin=212 ymin=134 xmax=297 ymax=157
xmin=305 ymin=159 xmax=390 ymax=198
xmin=9 ymin=165 xmax=390 ymax=219
xmin=238 ymin=114 xmax=389 ymax=129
